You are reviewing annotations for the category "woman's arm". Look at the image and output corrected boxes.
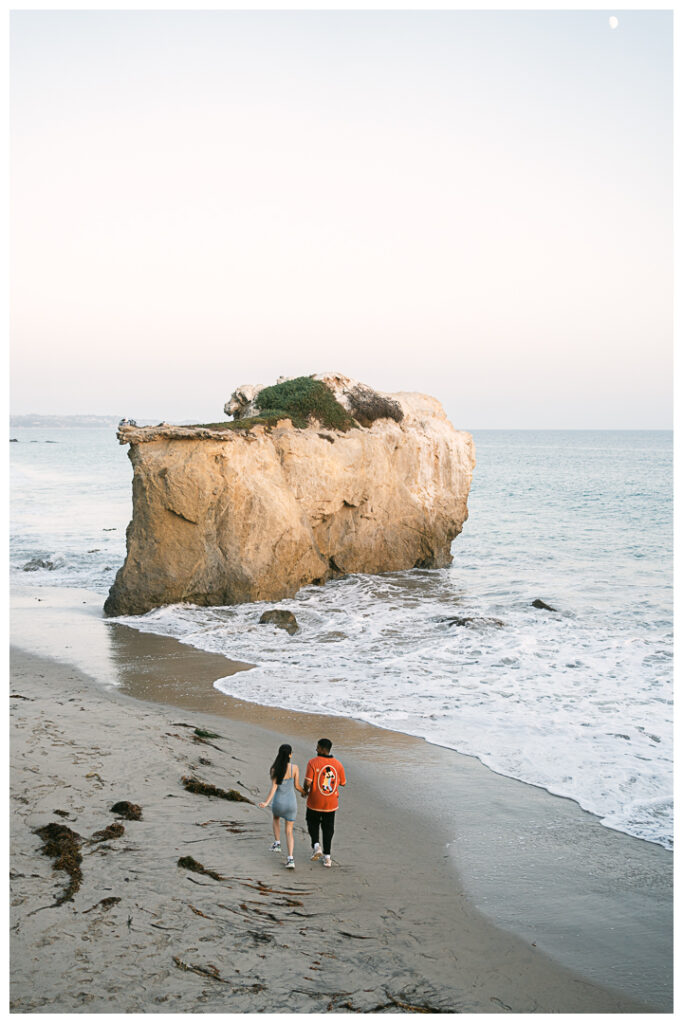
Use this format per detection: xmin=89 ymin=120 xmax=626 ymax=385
xmin=258 ymin=779 xmax=277 ymax=809
xmin=292 ymin=765 xmax=305 ymax=794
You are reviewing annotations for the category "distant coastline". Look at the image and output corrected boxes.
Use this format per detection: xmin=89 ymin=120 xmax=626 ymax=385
xmin=11 ymin=414 xmax=123 ymax=428
xmin=10 ymin=414 xmax=161 ymax=428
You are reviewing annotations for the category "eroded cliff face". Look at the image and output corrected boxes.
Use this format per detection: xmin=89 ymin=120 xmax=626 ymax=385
xmin=104 ymin=387 xmax=475 ymax=617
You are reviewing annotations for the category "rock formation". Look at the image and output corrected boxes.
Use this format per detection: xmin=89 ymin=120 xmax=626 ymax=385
xmin=104 ymin=375 xmax=475 ymax=617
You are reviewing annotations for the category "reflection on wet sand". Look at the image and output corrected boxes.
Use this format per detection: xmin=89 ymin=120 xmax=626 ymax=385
xmin=105 ymin=620 xmax=424 ymax=762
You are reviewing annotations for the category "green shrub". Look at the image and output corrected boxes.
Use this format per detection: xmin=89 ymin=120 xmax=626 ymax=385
xmin=255 ymin=377 xmax=355 ymax=432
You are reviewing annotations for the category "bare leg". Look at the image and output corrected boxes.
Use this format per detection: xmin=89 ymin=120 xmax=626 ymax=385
xmin=272 ymin=816 xmax=281 ymax=843
xmin=285 ymin=820 xmax=294 ymax=858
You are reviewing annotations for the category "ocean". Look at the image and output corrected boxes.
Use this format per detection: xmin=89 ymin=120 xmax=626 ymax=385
xmin=9 ymin=427 xmax=673 ymax=849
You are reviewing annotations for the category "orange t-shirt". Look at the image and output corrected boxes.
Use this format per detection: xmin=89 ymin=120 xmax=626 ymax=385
xmin=304 ymin=756 xmax=346 ymax=812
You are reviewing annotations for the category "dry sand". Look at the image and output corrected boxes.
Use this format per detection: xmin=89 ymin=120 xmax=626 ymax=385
xmin=10 ymin=602 xmax=673 ymax=1013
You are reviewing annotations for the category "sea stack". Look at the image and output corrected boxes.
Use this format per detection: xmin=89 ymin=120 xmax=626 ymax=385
xmin=104 ymin=373 xmax=476 ymax=617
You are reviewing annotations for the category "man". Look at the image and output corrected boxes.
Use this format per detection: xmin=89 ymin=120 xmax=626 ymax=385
xmin=302 ymin=738 xmax=346 ymax=868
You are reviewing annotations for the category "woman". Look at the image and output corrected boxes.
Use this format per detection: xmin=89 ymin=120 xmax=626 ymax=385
xmin=258 ymin=743 xmax=304 ymax=868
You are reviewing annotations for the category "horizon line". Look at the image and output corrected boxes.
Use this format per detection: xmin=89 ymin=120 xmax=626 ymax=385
xmin=8 ymin=415 xmax=674 ymax=433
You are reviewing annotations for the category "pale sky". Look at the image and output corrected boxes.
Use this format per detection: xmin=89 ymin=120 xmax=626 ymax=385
xmin=10 ymin=9 xmax=673 ymax=428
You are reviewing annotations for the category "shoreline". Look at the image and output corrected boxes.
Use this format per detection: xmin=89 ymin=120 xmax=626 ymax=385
xmin=12 ymin=583 xmax=673 ymax=851
xmin=10 ymin=586 xmax=673 ymax=1011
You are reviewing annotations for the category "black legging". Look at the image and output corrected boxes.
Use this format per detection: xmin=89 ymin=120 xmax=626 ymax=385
xmin=306 ymin=808 xmax=336 ymax=855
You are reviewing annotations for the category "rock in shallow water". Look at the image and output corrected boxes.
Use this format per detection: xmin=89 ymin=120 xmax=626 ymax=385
xmin=259 ymin=609 xmax=299 ymax=634
xmin=22 ymin=558 xmax=55 ymax=572
xmin=442 ymin=616 xmax=504 ymax=628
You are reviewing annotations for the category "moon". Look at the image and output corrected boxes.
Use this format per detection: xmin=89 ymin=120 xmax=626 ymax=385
xmin=609 ymin=16 xmax=619 ymax=29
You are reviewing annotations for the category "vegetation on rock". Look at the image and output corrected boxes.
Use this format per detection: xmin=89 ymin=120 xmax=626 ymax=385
xmin=185 ymin=412 xmax=298 ymax=432
xmin=190 ymin=375 xmax=402 ymax=433
xmin=255 ymin=377 xmax=356 ymax=432
xmin=345 ymin=385 xmax=404 ymax=426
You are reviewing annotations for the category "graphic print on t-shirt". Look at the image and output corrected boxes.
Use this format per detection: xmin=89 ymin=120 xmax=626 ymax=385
xmin=320 ymin=765 xmax=337 ymax=795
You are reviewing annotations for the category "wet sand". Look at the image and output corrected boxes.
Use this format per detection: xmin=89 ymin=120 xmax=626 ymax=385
xmin=9 ymin=586 xmax=673 ymax=1012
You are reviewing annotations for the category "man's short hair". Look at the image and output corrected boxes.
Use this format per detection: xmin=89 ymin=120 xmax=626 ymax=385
xmin=317 ymin=738 xmax=332 ymax=753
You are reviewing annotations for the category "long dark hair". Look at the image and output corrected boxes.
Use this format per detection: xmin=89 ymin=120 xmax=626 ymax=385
xmin=270 ymin=744 xmax=292 ymax=785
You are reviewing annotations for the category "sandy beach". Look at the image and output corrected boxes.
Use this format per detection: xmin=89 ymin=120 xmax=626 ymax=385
xmin=9 ymin=588 xmax=672 ymax=1013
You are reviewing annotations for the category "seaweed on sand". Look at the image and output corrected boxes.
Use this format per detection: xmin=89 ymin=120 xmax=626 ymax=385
xmin=182 ymin=776 xmax=252 ymax=803
xmin=326 ymin=990 xmax=445 ymax=1013
xmin=91 ymin=822 xmax=125 ymax=843
xmin=110 ymin=800 xmax=143 ymax=820
xmin=177 ymin=856 xmax=224 ymax=881
xmin=172 ymin=956 xmax=266 ymax=992
xmin=83 ymin=897 xmax=121 ymax=914
xmin=34 ymin=822 xmax=83 ymax=904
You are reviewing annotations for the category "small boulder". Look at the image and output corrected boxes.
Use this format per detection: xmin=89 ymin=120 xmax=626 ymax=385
xmin=444 ymin=616 xmax=504 ymax=628
xmin=22 ymin=557 xmax=55 ymax=572
xmin=531 ymin=599 xmax=557 ymax=612
xmin=259 ymin=609 xmax=299 ymax=635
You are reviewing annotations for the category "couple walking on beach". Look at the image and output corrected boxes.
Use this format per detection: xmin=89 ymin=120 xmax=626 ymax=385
xmin=258 ymin=738 xmax=346 ymax=870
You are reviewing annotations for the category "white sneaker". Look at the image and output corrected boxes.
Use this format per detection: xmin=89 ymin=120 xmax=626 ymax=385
xmin=323 ymin=855 xmax=332 ymax=868
xmin=270 ymin=841 xmax=281 ymax=852
xmin=285 ymin=856 xmax=295 ymax=869
xmin=310 ymin=843 xmax=322 ymax=861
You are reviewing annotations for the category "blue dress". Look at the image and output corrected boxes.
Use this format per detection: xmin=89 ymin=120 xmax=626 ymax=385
xmin=271 ymin=775 xmax=297 ymax=821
